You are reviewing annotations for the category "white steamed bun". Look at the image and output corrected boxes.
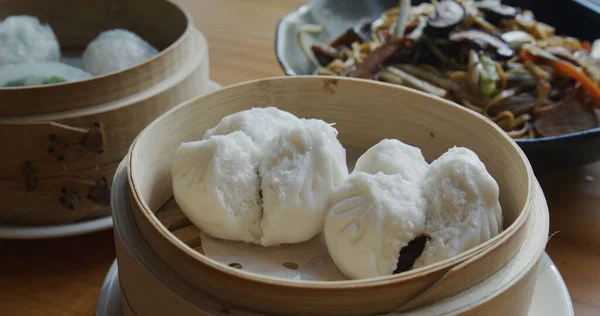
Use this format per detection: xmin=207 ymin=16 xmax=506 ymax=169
xmin=83 ymin=29 xmax=158 ymax=76
xmin=203 ymin=107 xmax=301 ymax=150
xmin=173 ymin=109 xmax=348 ymax=246
xmin=0 ymin=16 xmax=60 ymax=65
xmin=414 ymin=147 xmax=502 ymax=268
xmin=259 ymin=118 xmax=349 ymax=246
xmin=172 ymin=131 xmax=263 ymax=244
xmin=0 ymin=62 xmax=92 ymax=87
xmin=354 ymin=139 xmax=428 ymax=182
xmin=324 ymin=172 xmax=427 ymax=279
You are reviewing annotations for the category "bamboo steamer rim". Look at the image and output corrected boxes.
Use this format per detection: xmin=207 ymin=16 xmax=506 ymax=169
xmin=114 ymin=162 xmax=548 ymax=316
xmin=0 ymin=0 xmax=191 ymax=90
xmin=0 ymin=0 xmax=199 ymax=118
xmin=127 ymin=76 xmax=536 ymax=289
xmin=0 ymin=30 xmax=208 ymax=123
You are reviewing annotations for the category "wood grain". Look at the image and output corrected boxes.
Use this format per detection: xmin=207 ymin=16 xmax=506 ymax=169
xmin=0 ymin=0 xmax=598 ymax=315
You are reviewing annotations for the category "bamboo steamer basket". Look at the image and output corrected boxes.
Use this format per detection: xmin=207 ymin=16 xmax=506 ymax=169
xmin=126 ymin=76 xmax=541 ymax=315
xmin=112 ymin=159 xmax=549 ymax=316
xmin=0 ymin=0 xmax=209 ymax=225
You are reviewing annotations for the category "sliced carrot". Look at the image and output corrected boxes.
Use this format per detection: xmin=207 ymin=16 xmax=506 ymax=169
xmin=549 ymin=59 xmax=600 ymax=104
xmin=519 ymin=50 xmax=600 ymax=105
xmin=519 ymin=50 xmax=535 ymax=62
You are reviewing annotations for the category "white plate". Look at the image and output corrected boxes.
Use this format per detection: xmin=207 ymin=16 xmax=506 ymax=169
xmin=96 ymin=253 xmax=573 ymax=316
xmin=0 ymin=216 xmax=114 ymax=240
xmin=0 ymin=81 xmax=222 ymax=240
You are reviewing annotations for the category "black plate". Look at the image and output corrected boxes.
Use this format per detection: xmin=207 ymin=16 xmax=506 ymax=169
xmin=276 ymin=0 xmax=600 ymax=174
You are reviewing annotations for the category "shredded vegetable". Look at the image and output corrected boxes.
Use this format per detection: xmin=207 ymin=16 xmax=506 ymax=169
xmin=300 ymin=0 xmax=600 ymax=138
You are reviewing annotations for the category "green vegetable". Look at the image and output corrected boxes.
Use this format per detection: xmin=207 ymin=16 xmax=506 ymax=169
xmin=43 ymin=76 xmax=66 ymax=85
xmin=3 ymin=78 xmax=26 ymax=87
xmin=479 ymin=54 xmax=499 ymax=97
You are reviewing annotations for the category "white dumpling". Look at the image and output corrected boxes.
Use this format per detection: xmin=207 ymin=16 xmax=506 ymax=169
xmin=0 ymin=62 xmax=92 ymax=87
xmin=414 ymin=147 xmax=503 ymax=268
xmin=83 ymin=29 xmax=158 ymax=76
xmin=172 ymin=131 xmax=263 ymax=244
xmin=324 ymin=172 xmax=427 ymax=279
xmin=354 ymin=139 xmax=428 ymax=182
xmin=0 ymin=16 xmax=60 ymax=65
xmin=203 ymin=107 xmax=302 ymax=150
xmin=259 ymin=119 xmax=349 ymax=246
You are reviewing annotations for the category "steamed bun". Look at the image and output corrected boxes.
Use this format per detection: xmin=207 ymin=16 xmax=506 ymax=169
xmin=83 ymin=29 xmax=158 ymax=76
xmin=172 ymin=131 xmax=263 ymax=244
xmin=203 ymin=107 xmax=301 ymax=149
xmin=0 ymin=16 xmax=60 ymax=65
xmin=414 ymin=147 xmax=502 ymax=268
xmin=260 ymin=119 xmax=349 ymax=246
xmin=354 ymin=139 xmax=428 ymax=182
xmin=173 ymin=109 xmax=348 ymax=246
xmin=324 ymin=172 xmax=427 ymax=279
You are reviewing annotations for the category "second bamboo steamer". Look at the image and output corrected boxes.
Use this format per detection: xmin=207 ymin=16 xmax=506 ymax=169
xmin=0 ymin=0 xmax=209 ymax=225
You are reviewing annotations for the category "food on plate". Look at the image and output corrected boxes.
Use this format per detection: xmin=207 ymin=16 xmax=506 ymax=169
xmin=0 ymin=15 xmax=60 ymax=65
xmin=0 ymin=62 xmax=92 ymax=87
xmin=172 ymin=108 xmax=349 ymax=246
xmin=83 ymin=29 xmax=158 ymax=76
xmin=299 ymin=0 xmax=600 ymax=138
xmin=414 ymin=147 xmax=503 ymax=268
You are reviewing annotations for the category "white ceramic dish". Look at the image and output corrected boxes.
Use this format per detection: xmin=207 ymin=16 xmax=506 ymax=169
xmin=96 ymin=254 xmax=573 ymax=316
xmin=0 ymin=81 xmax=222 ymax=240
xmin=0 ymin=215 xmax=114 ymax=240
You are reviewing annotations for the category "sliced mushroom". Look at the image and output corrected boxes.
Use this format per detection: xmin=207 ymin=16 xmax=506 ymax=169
xmin=501 ymin=31 xmax=535 ymax=49
xmin=424 ymin=0 xmax=466 ymax=37
xmin=450 ymin=29 xmax=514 ymax=60
xmin=477 ymin=0 xmax=518 ymax=25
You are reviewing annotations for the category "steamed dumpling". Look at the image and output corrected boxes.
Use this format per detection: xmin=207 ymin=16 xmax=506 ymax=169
xmin=414 ymin=147 xmax=502 ymax=268
xmin=0 ymin=16 xmax=60 ymax=65
xmin=324 ymin=172 xmax=427 ymax=279
xmin=203 ymin=107 xmax=302 ymax=149
xmin=172 ymin=132 xmax=263 ymax=244
xmin=83 ymin=29 xmax=158 ymax=76
xmin=259 ymin=119 xmax=349 ymax=246
xmin=173 ymin=110 xmax=348 ymax=247
xmin=354 ymin=139 xmax=428 ymax=182
xmin=0 ymin=62 xmax=92 ymax=87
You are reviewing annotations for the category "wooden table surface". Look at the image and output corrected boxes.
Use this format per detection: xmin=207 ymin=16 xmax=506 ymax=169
xmin=1 ymin=0 xmax=599 ymax=315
